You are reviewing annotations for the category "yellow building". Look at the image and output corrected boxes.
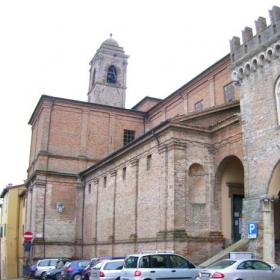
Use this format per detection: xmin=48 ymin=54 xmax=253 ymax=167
xmin=0 ymin=184 xmax=26 ymax=279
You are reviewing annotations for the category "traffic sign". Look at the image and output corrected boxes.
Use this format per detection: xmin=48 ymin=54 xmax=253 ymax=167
xmin=247 ymin=222 xmax=257 ymax=239
xmin=24 ymin=231 xmax=33 ymax=241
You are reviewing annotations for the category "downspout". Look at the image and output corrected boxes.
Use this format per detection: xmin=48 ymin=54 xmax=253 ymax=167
xmin=16 ymin=190 xmax=20 ymax=277
xmin=42 ymin=100 xmax=54 ymax=258
xmin=152 ymin=130 xmax=160 ymax=147
xmin=81 ymin=179 xmax=86 ymax=258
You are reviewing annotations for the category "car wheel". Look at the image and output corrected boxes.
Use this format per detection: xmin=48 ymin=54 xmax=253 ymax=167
xmin=41 ymin=272 xmax=47 ymax=280
xmin=73 ymin=274 xmax=82 ymax=280
xmin=56 ymin=273 xmax=63 ymax=280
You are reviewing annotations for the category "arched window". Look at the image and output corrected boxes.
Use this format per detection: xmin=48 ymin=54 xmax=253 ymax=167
xmin=275 ymin=77 xmax=280 ymax=125
xmin=107 ymin=65 xmax=117 ymax=84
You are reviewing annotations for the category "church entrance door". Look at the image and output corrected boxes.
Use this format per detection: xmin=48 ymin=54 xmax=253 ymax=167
xmin=232 ymin=194 xmax=243 ymax=242
xmin=267 ymin=160 xmax=280 ymax=264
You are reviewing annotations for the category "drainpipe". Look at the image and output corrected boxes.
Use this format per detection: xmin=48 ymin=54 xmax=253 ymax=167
xmin=81 ymin=179 xmax=85 ymax=258
xmin=16 ymin=190 xmax=20 ymax=277
xmin=152 ymin=130 xmax=160 ymax=146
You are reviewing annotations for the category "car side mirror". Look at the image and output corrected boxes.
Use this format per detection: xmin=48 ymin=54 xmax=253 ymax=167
xmin=269 ymin=264 xmax=277 ymax=272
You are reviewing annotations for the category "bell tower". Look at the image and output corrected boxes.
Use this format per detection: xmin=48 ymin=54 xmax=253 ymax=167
xmin=230 ymin=6 xmax=280 ymax=263
xmin=88 ymin=36 xmax=129 ymax=108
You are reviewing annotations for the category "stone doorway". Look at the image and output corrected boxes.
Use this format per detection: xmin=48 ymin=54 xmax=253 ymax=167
xmin=215 ymin=156 xmax=244 ymax=246
xmin=267 ymin=160 xmax=280 ymax=264
xmin=274 ymin=196 xmax=280 ymax=264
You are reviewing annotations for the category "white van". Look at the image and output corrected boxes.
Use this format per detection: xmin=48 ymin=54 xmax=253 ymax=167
xmin=121 ymin=252 xmax=199 ymax=280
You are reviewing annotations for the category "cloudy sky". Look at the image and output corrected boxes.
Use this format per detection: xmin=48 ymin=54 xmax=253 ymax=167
xmin=0 ymin=0 xmax=277 ymax=189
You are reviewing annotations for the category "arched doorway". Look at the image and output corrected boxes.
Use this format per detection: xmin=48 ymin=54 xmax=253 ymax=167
xmin=215 ymin=156 xmax=244 ymax=245
xmin=268 ymin=160 xmax=280 ymax=264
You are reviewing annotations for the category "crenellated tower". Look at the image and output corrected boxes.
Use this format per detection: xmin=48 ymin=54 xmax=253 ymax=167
xmin=87 ymin=36 xmax=129 ymax=108
xmin=230 ymin=6 xmax=280 ymax=263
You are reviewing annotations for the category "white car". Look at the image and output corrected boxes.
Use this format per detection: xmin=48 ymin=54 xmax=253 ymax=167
xmin=121 ymin=252 xmax=199 ymax=280
xmin=198 ymin=258 xmax=280 ymax=280
xmin=90 ymin=259 xmax=124 ymax=280
xmin=35 ymin=259 xmax=59 ymax=279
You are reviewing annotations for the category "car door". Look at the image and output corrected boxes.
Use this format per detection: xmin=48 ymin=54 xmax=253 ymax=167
xmin=168 ymin=254 xmax=198 ymax=280
xmin=140 ymin=255 xmax=174 ymax=280
xmin=250 ymin=260 xmax=276 ymax=280
xmin=236 ymin=260 xmax=255 ymax=280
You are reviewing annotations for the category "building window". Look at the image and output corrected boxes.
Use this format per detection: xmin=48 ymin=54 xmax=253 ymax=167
xmin=122 ymin=167 xmax=126 ymax=180
xmin=195 ymin=100 xmax=203 ymax=111
xmin=107 ymin=65 xmax=117 ymax=84
xmin=224 ymin=83 xmax=235 ymax=102
xmin=123 ymin=129 xmax=135 ymax=146
xmin=275 ymin=77 xmax=280 ymax=125
xmin=104 ymin=177 xmax=107 ymax=188
xmin=147 ymin=154 xmax=152 ymax=170
xmin=88 ymin=183 xmax=91 ymax=194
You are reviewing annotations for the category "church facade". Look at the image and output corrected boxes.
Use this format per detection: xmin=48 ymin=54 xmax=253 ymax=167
xmin=25 ymin=7 xmax=280 ymax=265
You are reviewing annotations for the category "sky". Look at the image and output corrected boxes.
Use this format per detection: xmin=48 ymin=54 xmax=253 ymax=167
xmin=0 ymin=0 xmax=277 ymax=189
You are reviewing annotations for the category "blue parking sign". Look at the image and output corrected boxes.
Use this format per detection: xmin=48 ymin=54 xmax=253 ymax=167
xmin=247 ymin=222 xmax=257 ymax=239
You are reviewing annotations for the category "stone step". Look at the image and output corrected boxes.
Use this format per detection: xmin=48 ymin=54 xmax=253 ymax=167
xmin=199 ymin=238 xmax=249 ymax=267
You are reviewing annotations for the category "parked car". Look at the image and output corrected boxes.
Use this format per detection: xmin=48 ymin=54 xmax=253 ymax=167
xmin=45 ymin=259 xmax=71 ymax=280
xmin=34 ymin=259 xmax=59 ymax=279
xmin=90 ymin=259 xmax=124 ymax=280
xmin=198 ymin=258 xmax=280 ymax=279
xmin=83 ymin=256 xmax=125 ymax=280
xmin=121 ymin=252 xmax=199 ymax=280
xmin=62 ymin=260 xmax=90 ymax=280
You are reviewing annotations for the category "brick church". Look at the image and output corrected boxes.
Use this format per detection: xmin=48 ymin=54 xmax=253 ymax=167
xmin=25 ymin=6 xmax=280 ymax=264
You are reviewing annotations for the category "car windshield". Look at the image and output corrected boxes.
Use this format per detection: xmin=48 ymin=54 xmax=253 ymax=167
xmin=104 ymin=261 xmax=124 ymax=270
xmin=208 ymin=260 xmax=236 ymax=269
xmin=123 ymin=256 xmax=139 ymax=268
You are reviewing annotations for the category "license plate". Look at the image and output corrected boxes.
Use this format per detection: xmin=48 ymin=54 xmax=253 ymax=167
xmin=200 ymin=273 xmax=210 ymax=279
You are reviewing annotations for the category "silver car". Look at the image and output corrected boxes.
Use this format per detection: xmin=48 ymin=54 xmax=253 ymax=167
xmin=90 ymin=259 xmax=124 ymax=280
xmin=121 ymin=252 xmax=199 ymax=280
xmin=198 ymin=258 xmax=280 ymax=280
xmin=35 ymin=259 xmax=59 ymax=278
